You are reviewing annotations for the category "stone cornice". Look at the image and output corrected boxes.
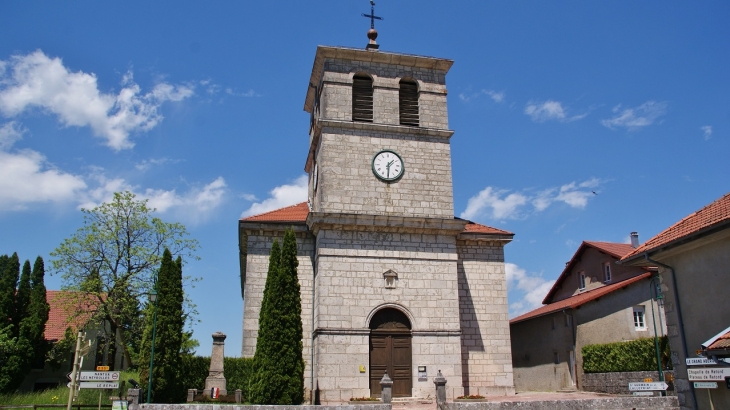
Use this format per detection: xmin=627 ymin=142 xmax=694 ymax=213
xmin=305 ymin=119 xmax=453 ymax=172
xmin=457 ymin=232 xmax=514 ymax=243
xmin=312 ymin=328 xmax=461 ymax=337
xmin=305 ymin=45 xmax=453 ymax=113
xmin=238 ymin=220 xmax=310 ymax=236
xmin=306 ymin=212 xmax=468 ymax=236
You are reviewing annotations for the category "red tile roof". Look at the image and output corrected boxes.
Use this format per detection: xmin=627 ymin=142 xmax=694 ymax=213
xmin=622 ymin=191 xmax=730 ymax=262
xmin=543 ymin=241 xmax=643 ymax=304
xmin=510 ymin=272 xmax=652 ymax=324
xmin=702 ymin=326 xmax=730 ymax=351
xmin=240 ymin=202 xmax=309 ymax=222
xmin=240 ymin=202 xmax=513 ymax=235
xmin=46 ymin=290 xmax=99 ymax=341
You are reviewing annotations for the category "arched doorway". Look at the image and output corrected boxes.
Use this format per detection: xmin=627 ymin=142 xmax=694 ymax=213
xmin=369 ymin=308 xmax=412 ymax=397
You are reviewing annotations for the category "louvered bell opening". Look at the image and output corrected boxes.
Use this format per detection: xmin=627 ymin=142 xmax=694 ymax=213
xmin=399 ymin=80 xmax=419 ymax=127
xmin=352 ymin=75 xmax=374 ymax=123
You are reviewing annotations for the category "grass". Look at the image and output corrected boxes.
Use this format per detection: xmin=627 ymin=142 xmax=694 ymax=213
xmin=0 ymin=370 xmax=139 ymax=408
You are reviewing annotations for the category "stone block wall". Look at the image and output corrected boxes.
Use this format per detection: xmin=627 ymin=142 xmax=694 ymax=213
xmin=456 ymin=240 xmax=514 ymax=396
xmin=582 ymin=370 xmax=675 ymax=396
xmin=313 ymin=128 xmax=454 ymax=218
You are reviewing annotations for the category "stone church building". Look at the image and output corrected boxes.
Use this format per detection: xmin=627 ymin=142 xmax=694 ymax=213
xmin=239 ymin=41 xmax=515 ymax=403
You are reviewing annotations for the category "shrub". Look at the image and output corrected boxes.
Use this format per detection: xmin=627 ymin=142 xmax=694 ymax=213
xmin=582 ymin=336 xmax=672 ymax=373
xmin=179 ymin=356 xmax=254 ymax=402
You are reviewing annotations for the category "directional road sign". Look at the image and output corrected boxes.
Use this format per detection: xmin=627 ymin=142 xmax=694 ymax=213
xmin=686 ymin=358 xmax=729 ymax=366
xmin=78 ymin=371 xmax=120 ymax=381
xmin=688 ymin=368 xmax=730 ymax=381
xmin=632 ymin=392 xmax=655 ymax=396
xmin=629 ymin=382 xmax=669 ymax=391
xmin=68 ymin=382 xmax=119 ymax=389
xmin=694 ymin=382 xmax=718 ymax=389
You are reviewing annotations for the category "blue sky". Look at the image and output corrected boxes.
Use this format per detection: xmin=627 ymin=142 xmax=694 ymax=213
xmin=1 ymin=1 xmax=728 ymax=356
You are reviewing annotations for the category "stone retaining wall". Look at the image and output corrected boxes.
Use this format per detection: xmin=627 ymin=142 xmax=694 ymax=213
xmin=136 ymin=406 xmax=391 ymax=410
xmin=582 ymin=370 xmax=675 ymax=396
xmin=442 ymin=396 xmax=678 ymax=410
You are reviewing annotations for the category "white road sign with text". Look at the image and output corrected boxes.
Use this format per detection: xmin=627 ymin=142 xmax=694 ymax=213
xmin=68 ymin=382 xmax=119 ymax=389
xmin=78 ymin=371 xmax=120 ymax=381
xmin=688 ymin=368 xmax=730 ymax=381
xmin=629 ymin=382 xmax=668 ymax=391
xmin=686 ymin=358 xmax=729 ymax=366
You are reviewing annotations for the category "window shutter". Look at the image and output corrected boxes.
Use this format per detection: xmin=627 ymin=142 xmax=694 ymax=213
xmin=352 ymin=75 xmax=373 ymax=122
xmin=399 ymin=79 xmax=419 ymax=126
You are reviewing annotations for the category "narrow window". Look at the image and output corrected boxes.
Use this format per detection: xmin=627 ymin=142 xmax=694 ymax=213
xmin=633 ymin=306 xmax=646 ymax=330
xmin=352 ymin=74 xmax=373 ymax=122
xmin=579 ymin=272 xmax=586 ymax=290
xmin=399 ymin=78 xmax=419 ymax=126
xmin=553 ymin=351 xmax=559 ymax=364
xmin=603 ymin=263 xmax=612 ymax=283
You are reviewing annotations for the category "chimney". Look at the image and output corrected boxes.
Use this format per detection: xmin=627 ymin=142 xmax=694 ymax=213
xmin=630 ymin=232 xmax=639 ymax=248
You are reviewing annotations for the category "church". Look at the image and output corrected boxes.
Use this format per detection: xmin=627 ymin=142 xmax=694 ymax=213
xmin=238 ymin=23 xmax=515 ymax=404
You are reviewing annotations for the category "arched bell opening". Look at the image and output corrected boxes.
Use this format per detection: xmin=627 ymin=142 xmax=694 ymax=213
xmin=369 ymin=307 xmax=413 ymax=397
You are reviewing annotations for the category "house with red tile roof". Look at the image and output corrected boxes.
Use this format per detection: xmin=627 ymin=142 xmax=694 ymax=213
xmin=19 ymin=290 xmax=121 ymax=392
xmin=509 ymin=237 xmax=664 ymax=393
xmin=620 ymin=191 xmax=730 ymax=410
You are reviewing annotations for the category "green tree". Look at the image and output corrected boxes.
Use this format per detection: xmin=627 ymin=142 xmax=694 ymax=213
xmin=0 ymin=254 xmax=19 ymax=332
xmin=14 ymin=261 xmax=31 ymax=338
xmin=248 ymin=229 xmax=304 ymax=404
xmin=0 ymin=253 xmax=22 ymax=392
xmin=51 ymin=191 xmax=199 ymax=369
xmin=139 ymin=249 xmax=185 ymax=403
xmin=22 ymin=257 xmax=50 ymax=369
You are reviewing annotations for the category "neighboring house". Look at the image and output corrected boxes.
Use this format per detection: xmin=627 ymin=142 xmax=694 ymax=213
xmin=19 ymin=290 xmax=123 ymax=392
xmin=620 ymin=191 xmax=730 ymax=410
xmin=510 ymin=238 xmax=665 ymax=392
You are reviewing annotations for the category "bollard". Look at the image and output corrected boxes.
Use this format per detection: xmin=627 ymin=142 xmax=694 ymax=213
xmin=380 ymin=371 xmax=393 ymax=404
xmin=126 ymin=388 xmax=142 ymax=410
xmin=235 ymin=389 xmax=242 ymax=403
xmin=434 ymin=369 xmax=447 ymax=407
xmin=187 ymin=389 xmax=196 ymax=402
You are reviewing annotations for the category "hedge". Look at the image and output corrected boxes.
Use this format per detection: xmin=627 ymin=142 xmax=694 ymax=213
xmin=179 ymin=356 xmax=254 ymax=401
xmin=582 ymin=336 xmax=672 ymax=373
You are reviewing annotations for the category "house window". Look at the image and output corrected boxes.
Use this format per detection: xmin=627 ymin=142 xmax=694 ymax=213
xmin=603 ymin=263 xmax=612 ymax=283
xmin=579 ymin=272 xmax=586 ymax=290
xmin=633 ymin=306 xmax=647 ymax=330
xmin=352 ymin=74 xmax=373 ymax=122
xmin=399 ymin=78 xmax=419 ymax=126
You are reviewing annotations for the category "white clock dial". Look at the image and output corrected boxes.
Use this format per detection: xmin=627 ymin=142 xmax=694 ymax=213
xmin=372 ymin=150 xmax=404 ymax=182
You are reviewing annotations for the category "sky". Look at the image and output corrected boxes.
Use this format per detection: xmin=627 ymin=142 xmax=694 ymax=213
xmin=1 ymin=1 xmax=728 ymax=357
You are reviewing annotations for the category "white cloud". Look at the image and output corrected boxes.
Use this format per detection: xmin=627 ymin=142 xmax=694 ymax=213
xmin=458 ymin=89 xmax=504 ymax=103
xmin=241 ymin=175 xmax=308 ymax=217
xmin=701 ymin=125 xmax=712 ymax=140
xmin=135 ymin=157 xmax=180 ymax=171
xmin=0 ymin=147 xmax=87 ymax=211
xmin=524 ymin=100 xmax=587 ymax=123
xmin=0 ymin=121 xmax=24 ymax=149
xmin=506 ymin=263 xmax=555 ymax=318
xmin=462 ymin=178 xmax=601 ymax=221
xmin=0 ymin=50 xmax=194 ymax=150
xmin=460 ymin=187 xmax=528 ymax=220
xmin=601 ymin=101 xmax=667 ymax=130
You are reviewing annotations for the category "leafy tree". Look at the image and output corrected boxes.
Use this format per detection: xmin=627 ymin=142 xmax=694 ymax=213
xmin=51 ymin=191 xmax=199 ymax=369
xmin=0 ymin=253 xmax=22 ymax=392
xmin=249 ymin=229 xmax=304 ymax=404
xmin=0 ymin=254 xmax=19 ymax=332
xmin=139 ymin=249 xmax=185 ymax=403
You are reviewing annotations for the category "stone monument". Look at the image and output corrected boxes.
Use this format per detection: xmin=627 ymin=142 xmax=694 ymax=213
xmin=204 ymin=332 xmax=227 ymax=396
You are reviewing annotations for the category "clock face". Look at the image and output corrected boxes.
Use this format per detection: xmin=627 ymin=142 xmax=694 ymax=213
xmin=372 ymin=150 xmax=404 ymax=182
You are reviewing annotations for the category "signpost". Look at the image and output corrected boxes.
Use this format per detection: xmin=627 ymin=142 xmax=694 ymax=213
xmin=687 ymin=368 xmax=730 ymax=381
xmin=629 ymin=382 xmax=669 ymax=391
xmin=68 ymin=382 xmax=120 ymax=389
xmin=78 ymin=371 xmax=120 ymax=381
xmin=694 ymin=382 xmax=718 ymax=389
xmin=686 ymin=358 xmax=729 ymax=366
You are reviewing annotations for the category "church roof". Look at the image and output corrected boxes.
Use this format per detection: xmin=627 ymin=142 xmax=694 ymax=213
xmin=240 ymin=202 xmax=511 ymax=236
xmin=621 ymin=191 xmax=730 ymax=263
xmin=542 ymin=240 xmax=647 ymax=304
xmin=510 ymin=271 xmax=652 ymax=324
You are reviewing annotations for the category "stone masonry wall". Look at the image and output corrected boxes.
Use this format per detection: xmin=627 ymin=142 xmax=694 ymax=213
xmin=583 ymin=371 xmax=676 ymax=396
xmin=457 ymin=240 xmax=514 ymax=396
xmin=314 ymin=128 xmax=454 ymax=219
xmin=240 ymin=228 xmax=315 ymax=395
xmin=320 ymin=59 xmax=449 ymax=129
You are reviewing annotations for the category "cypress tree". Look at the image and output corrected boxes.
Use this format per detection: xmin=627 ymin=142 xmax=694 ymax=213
xmin=0 ymin=254 xmax=22 ymax=392
xmin=0 ymin=253 xmax=20 ymax=332
xmin=139 ymin=249 xmax=184 ymax=403
xmin=249 ymin=229 xmax=304 ymax=404
xmin=23 ymin=257 xmax=49 ymax=369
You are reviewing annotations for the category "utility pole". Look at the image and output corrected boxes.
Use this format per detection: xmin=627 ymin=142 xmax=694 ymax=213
xmin=67 ymin=332 xmax=90 ymax=410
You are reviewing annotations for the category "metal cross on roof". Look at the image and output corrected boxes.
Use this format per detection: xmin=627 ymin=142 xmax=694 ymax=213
xmin=362 ymin=0 xmax=383 ymax=29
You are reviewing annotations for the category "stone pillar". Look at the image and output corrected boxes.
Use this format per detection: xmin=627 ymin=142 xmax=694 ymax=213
xmin=434 ymin=370 xmax=447 ymax=405
xmin=126 ymin=388 xmax=142 ymax=410
xmin=187 ymin=389 xmax=196 ymax=402
xmin=204 ymin=332 xmax=228 ymax=396
xmin=235 ymin=389 xmax=242 ymax=403
xmin=380 ymin=371 xmax=393 ymax=404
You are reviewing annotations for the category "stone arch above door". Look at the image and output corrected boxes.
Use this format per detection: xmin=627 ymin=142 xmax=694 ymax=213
xmin=369 ymin=307 xmax=413 ymax=398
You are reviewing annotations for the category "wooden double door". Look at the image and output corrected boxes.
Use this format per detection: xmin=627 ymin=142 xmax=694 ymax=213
xmin=369 ymin=309 xmax=412 ymax=397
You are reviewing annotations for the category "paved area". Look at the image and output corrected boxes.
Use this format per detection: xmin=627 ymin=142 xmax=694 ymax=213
xmin=390 ymin=391 xmax=631 ymax=410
